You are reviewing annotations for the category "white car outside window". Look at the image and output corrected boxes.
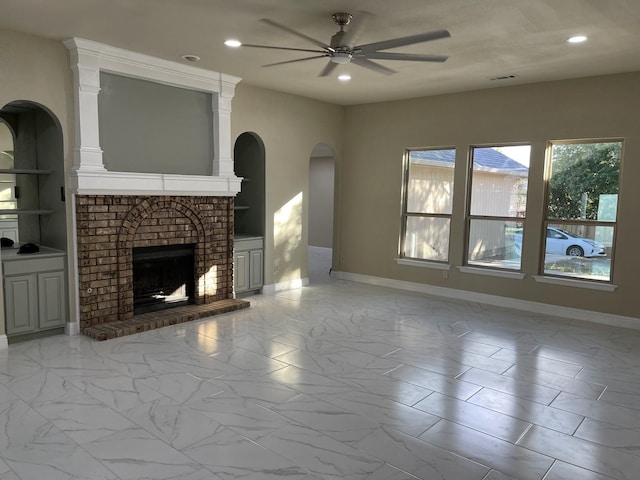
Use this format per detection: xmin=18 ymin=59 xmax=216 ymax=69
xmin=513 ymin=227 xmax=606 ymax=257
xmin=545 ymin=227 xmax=605 ymax=257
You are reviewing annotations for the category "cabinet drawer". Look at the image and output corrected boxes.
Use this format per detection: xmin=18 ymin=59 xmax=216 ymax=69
xmin=3 ymin=256 xmax=65 ymax=275
xmin=235 ymin=238 xmax=263 ymax=252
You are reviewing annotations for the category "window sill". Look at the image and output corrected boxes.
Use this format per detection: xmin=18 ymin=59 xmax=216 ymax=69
xmin=533 ymin=275 xmax=617 ymax=291
xmin=457 ymin=266 xmax=526 ymax=280
xmin=395 ymin=258 xmax=451 ymax=270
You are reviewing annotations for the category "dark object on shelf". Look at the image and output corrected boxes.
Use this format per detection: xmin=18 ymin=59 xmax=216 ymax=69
xmin=18 ymin=242 xmax=39 ymax=254
xmin=1 ymin=237 xmax=14 ymax=247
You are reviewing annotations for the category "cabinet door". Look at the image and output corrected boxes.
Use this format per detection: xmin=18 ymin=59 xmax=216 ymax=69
xmin=234 ymin=250 xmax=250 ymax=293
xmin=4 ymin=274 xmax=38 ymax=335
xmin=249 ymin=249 xmax=263 ymax=290
xmin=38 ymin=271 xmax=66 ymax=329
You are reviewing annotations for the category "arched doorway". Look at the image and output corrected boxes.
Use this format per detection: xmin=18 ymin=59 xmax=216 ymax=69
xmin=308 ymin=143 xmax=336 ymax=283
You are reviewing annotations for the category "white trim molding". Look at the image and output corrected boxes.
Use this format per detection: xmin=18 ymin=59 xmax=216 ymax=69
xmin=458 ymin=266 xmax=526 ymax=280
xmin=0 ymin=334 xmax=7 ymax=351
xmin=65 ymin=322 xmax=79 ymax=336
xmin=67 ymin=171 xmax=243 ymax=197
xmin=63 ymin=37 xmax=242 ymax=196
xmin=395 ymin=258 xmax=451 ymax=270
xmin=334 ymin=270 xmax=640 ymax=331
xmin=533 ymin=275 xmax=617 ymax=292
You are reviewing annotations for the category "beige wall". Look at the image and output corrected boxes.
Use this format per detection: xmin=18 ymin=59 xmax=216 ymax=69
xmin=2 ymin=25 xmax=638 ymax=331
xmin=0 ymin=29 xmax=75 ymax=336
xmin=231 ymin=83 xmax=344 ymax=285
xmin=340 ymin=72 xmax=640 ymax=318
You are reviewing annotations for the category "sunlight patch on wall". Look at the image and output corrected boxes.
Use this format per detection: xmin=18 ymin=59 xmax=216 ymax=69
xmin=198 ymin=264 xmax=218 ymax=296
xmin=274 ymin=192 xmax=303 ymax=279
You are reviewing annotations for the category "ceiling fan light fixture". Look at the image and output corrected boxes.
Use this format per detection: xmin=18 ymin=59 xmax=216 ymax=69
xmin=331 ymin=52 xmax=352 ymax=64
xmin=224 ymin=39 xmax=242 ymax=48
xmin=338 ymin=74 xmax=351 ymax=81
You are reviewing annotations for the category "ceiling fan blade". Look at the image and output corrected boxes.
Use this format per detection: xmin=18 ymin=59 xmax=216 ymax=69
xmin=351 ymin=57 xmax=396 ymax=75
xmin=318 ymin=61 xmax=338 ymax=77
xmin=241 ymin=44 xmax=327 ymax=54
xmin=364 ymin=52 xmax=448 ymax=63
xmin=262 ymin=55 xmax=328 ymax=68
xmin=340 ymin=11 xmax=370 ymax=48
xmin=260 ymin=18 xmax=332 ymax=50
xmin=358 ymin=30 xmax=451 ymax=53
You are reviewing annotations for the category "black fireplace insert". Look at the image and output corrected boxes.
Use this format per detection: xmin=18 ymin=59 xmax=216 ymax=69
xmin=132 ymin=244 xmax=195 ymax=314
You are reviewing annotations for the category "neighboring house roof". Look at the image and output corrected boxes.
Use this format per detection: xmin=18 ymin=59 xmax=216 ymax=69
xmin=410 ymin=148 xmax=528 ymax=175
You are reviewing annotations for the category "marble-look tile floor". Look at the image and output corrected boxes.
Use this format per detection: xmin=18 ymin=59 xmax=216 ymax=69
xmin=2 ymin=251 xmax=640 ymax=479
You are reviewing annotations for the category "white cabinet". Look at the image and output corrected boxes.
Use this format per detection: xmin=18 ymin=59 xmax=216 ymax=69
xmin=37 ymin=270 xmax=66 ymax=329
xmin=3 ymin=250 xmax=66 ymax=337
xmin=234 ymin=236 xmax=263 ymax=294
xmin=4 ymin=274 xmax=38 ymax=335
xmin=249 ymin=249 xmax=263 ymax=290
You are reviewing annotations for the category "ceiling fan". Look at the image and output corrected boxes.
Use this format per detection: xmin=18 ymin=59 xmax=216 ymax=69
xmin=232 ymin=12 xmax=450 ymax=76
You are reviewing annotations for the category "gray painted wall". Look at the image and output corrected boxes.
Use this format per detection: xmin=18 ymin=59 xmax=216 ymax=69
xmin=309 ymin=156 xmax=334 ymax=248
xmin=99 ymin=72 xmax=214 ymax=175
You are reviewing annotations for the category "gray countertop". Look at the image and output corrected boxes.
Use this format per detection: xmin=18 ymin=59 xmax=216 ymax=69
xmin=1 ymin=245 xmax=66 ymax=262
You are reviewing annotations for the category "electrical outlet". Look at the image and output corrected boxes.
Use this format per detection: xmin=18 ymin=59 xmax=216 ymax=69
xmin=442 ymin=270 xmax=448 ymax=279
xmin=340 ymin=256 xmax=344 ymax=263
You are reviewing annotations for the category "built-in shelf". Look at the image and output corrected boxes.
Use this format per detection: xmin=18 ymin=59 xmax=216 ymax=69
xmin=0 ymin=169 xmax=52 ymax=175
xmin=0 ymin=209 xmax=53 ymax=215
xmin=234 ymin=206 xmax=250 ymax=211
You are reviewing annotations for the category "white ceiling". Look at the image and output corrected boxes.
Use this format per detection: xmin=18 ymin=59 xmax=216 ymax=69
xmin=2 ymin=0 xmax=640 ymax=105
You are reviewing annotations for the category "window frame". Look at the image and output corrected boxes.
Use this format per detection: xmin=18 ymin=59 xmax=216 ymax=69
xmin=464 ymin=143 xmax=531 ymax=272
xmin=399 ymin=146 xmax=456 ymax=263
xmin=540 ymin=138 xmax=623 ymax=283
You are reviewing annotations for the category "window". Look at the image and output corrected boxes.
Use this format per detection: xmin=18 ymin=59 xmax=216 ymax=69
xmin=543 ymin=140 xmax=621 ymax=281
xmin=400 ymin=148 xmax=455 ymax=262
xmin=466 ymin=145 xmax=531 ymax=270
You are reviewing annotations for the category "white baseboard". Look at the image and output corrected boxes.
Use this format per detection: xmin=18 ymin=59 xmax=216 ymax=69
xmin=262 ymin=277 xmax=309 ymax=295
xmin=335 ymin=270 xmax=640 ymax=331
xmin=0 ymin=334 xmax=7 ymax=350
xmin=65 ymin=322 xmax=80 ymax=336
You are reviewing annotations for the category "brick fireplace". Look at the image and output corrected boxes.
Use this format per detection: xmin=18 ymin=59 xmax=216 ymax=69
xmin=64 ymin=38 xmax=246 ymax=339
xmin=76 ymin=195 xmax=248 ymax=339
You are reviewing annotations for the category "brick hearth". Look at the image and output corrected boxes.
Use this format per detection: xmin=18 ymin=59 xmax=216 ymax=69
xmin=82 ymin=300 xmax=249 ymax=340
xmin=76 ymin=194 xmax=246 ymax=338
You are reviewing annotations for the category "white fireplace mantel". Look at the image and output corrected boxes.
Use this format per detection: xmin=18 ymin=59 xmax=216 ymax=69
xmin=64 ymin=37 xmax=242 ymax=196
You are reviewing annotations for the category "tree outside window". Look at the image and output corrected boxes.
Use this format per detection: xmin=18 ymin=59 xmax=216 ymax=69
xmin=544 ymin=140 xmax=622 ymax=281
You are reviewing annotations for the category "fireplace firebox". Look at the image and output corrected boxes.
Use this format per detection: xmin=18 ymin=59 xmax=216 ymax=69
xmin=133 ymin=244 xmax=195 ymax=314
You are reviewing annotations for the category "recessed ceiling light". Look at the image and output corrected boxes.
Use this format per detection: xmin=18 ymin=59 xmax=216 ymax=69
xmin=224 ymin=39 xmax=242 ymax=48
xmin=181 ymin=54 xmax=200 ymax=62
xmin=568 ymin=35 xmax=587 ymax=44
xmin=338 ymin=74 xmax=351 ymax=82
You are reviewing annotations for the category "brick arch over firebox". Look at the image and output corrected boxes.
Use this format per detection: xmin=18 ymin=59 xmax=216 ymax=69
xmin=116 ymin=197 xmax=208 ymax=320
